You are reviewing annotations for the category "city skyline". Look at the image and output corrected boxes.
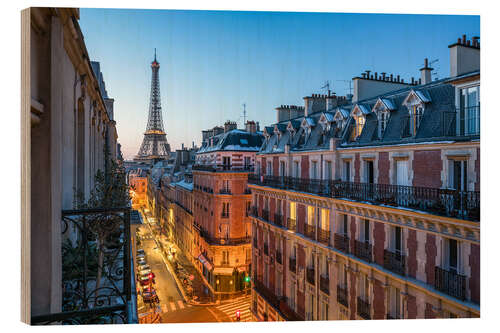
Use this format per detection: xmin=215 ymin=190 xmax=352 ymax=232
xmin=79 ymin=9 xmax=479 ymax=159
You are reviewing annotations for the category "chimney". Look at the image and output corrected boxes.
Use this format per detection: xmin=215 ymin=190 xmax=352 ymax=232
xmin=224 ymin=120 xmax=237 ymax=133
xmin=449 ymin=34 xmax=480 ymax=77
xmin=245 ymin=120 xmax=257 ymax=134
xmin=420 ymin=58 xmax=433 ymax=84
xmin=326 ymin=93 xmax=337 ymax=111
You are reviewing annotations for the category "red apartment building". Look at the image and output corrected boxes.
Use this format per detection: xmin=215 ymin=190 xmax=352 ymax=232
xmin=249 ymin=35 xmax=480 ymax=321
xmin=192 ymin=121 xmax=264 ymax=297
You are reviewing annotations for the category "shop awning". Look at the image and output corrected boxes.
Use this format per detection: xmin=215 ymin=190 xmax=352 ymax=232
xmin=198 ymin=254 xmax=213 ymax=271
xmin=213 ymin=267 xmax=235 ymax=275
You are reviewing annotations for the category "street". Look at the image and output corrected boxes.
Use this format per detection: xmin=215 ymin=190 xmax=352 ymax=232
xmin=136 ymin=220 xmax=251 ymax=323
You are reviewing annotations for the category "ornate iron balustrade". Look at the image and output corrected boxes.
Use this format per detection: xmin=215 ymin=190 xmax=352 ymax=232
xmin=219 ymin=188 xmax=232 ymax=195
xmin=274 ymin=213 xmax=284 ymax=227
xmin=334 ymin=233 xmax=350 ymax=253
xmin=318 ymin=228 xmax=330 ymax=246
xmin=434 ymin=266 xmax=467 ymax=301
xmin=262 ymin=209 xmax=269 ymax=221
xmin=304 ymin=224 xmax=316 ymax=240
xmin=355 ymin=240 xmax=373 ymax=263
xmin=276 ymin=251 xmax=282 ymax=264
xmin=337 ymin=285 xmax=348 ymax=308
xmin=384 ymin=249 xmax=406 ymax=276
xmin=306 ymin=267 xmax=315 ymax=285
xmin=254 ymin=280 xmax=280 ymax=309
xmin=357 ymin=297 xmax=371 ymax=320
xmin=320 ymin=275 xmax=329 ymax=295
xmin=199 ymin=227 xmax=251 ymax=245
xmin=278 ymin=296 xmax=304 ymax=321
xmin=264 ymin=243 xmax=269 ymax=256
xmin=248 ymin=175 xmax=480 ymax=222
xmin=32 ymin=207 xmax=133 ymax=325
xmin=289 ymin=257 xmax=297 ymax=273
xmin=287 ymin=218 xmax=297 ymax=231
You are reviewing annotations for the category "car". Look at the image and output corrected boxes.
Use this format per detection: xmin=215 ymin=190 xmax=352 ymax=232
xmin=137 ymin=258 xmax=147 ymax=266
xmin=137 ymin=264 xmax=150 ymax=272
xmin=136 ymin=253 xmax=146 ymax=260
xmin=136 ymin=249 xmax=145 ymax=256
xmin=137 ymin=268 xmax=152 ymax=278
xmin=138 ymin=274 xmax=155 ymax=286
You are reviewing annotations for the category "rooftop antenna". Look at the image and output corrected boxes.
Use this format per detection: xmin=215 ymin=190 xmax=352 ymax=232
xmin=321 ymin=80 xmax=332 ymax=95
xmin=242 ymin=103 xmax=247 ymax=125
xmin=154 ymin=48 xmax=157 ymax=62
xmin=420 ymin=58 xmax=439 ymax=80
xmin=336 ymin=80 xmax=353 ymax=95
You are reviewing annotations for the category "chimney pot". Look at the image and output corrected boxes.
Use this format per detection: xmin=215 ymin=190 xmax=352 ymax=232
xmin=467 ymin=40 xmax=471 ymax=46
xmin=397 ymin=74 xmax=400 ymax=82
xmin=401 ymin=79 xmax=404 ymax=83
xmin=362 ymin=73 xmax=366 ymax=78
xmin=462 ymin=34 xmax=466 ymax=44
xmin=390 ymin=74 xmax=393 ymax=81
xmin=381 ymin=72 xmax=386 ymax=80
xmin=375 ymin=72 xmax=378 ymax=80
xmin=424 ymin=58 xmax=428 ymax=67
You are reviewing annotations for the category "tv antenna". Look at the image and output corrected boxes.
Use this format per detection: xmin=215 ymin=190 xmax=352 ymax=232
xmin=336 ymin=80 xmax=353 ymax=95
xmin=321 ymin=81 xmax=332 ymax=95
xmin=242 ymin=103 xmax=247 ymax=125
xmin=420 ymin=58 xmax=440 ymax=81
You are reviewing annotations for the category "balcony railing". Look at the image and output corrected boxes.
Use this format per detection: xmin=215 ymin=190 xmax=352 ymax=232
xmin=193 ymin=164 xmax=254 ymax=172
xmin=337 ymin=285 xmax=348 ymax=308
xmin=289 ymin=257 xmax=297 ymax=273
xmin=199 ymin=227 xmax=251 ymax=246
xmin=357 ymin=297 xmax=371 ymax=320
xmin=254 ymin=280 xmax=280 ymax=309
xmin=442 ymin=107 xmax=480 ymax=137
xmin=384 ymin=249 xmax=406 ymax=276
xmin=274 ymin=213 xmax=284 ymax=227
xmin=248 ymin=175 xmax=480 ymax=222
xmin=287 ymin=218 xmax=297 ymax=232
xmin=306 ymin=267 xmax=315 ymax=285
xmin=320 ymin=275 xmax=329 ymax=295
xmin=219 ymin=188 xmax=232 ymax=195
xmin=278 ymin=296 xmax=304 ymax=321
xmin=253 ymin=238 xmax=258 ymax=248
xmin=276 ymin=251 xmax=282 ymax=265
xmin=264 ymin=243 xmax=269 ymax=256
xmin=334 ymin=233 xmax=350 ymax=253
xmin=317 ymin=228 xmax=330 ymax=246
xmin=32 ymin=207 xmax=134 ymax=325
xmin=355 ymin=240 xmax=373 ymax=263
xmin=250 ymin=206 xmax=258 ymax=217
xmin=434 ymin=266 xmax=467 ymax=301
xmin=304 ymin=224 xmax=316 ymax=240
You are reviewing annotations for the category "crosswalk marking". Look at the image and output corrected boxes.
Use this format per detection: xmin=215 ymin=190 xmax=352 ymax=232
xmin=177 ymin=300 xmax=185 ymax=309
xmin=215 ymin=295 xmax=252 ymax=322
xmin=170 ymin=301 xmax=176 ymax=311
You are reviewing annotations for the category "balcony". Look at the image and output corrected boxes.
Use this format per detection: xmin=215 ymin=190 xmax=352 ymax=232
xmin=384 ymin=249 xmax=406 ymax=276
xmin=289 ymin=257 xmax=297 ymax=273
xmin=276 ymin=251 xmax=282 ymax=265
xmin=357 ymin=297 xmax=371 ymax=320
xmin=320 ymin=275 xmax=329 ymax=295
xmin=306 ymin=267 xmax=315 ymax=285
xmin=262 ymin=209 xmax=269 ymax=221
xmin=317 ymin=228 xmax=330 ymax=246
xmin=434 ymin=266 xmax=467 ymax=301
xmin=254 ymin=280 xmax=280 ymax=309
xmin=199 ymin=227 xmax=251 ymax=246
xmin=264 ymin=243 xmax=269 ymax=256
xmin=250 ymin=206 xmax=258 ymax=217
xmin=304 ymin=224 xmax=316 ymax=240
xmin=219 ymin=188 xmax=232 ymax=195
xmin=278 ymin=296 xmax=304 ymax=321
xmin=221 ymin=213 xmax=230 ymax=219
xmin=247 ymin=175 xmax=480 ymax=222
xmin=354 ymin=240 xmax=373 ymax=263
xmin=274 ymin=213 xmax=284 ymax=227
xmin=334 ymin=233 xmax=350 ymax=253
xmin=31 ymin=207 xmax=135 ymax=325
xmin=337 ymin=285 xmax=348 ymax=308
xmin=253 ymin=238 xmax=258 ymax=248
xmin=287 ymin=218 xmax=297 ymax=232
xmin=193 ymin=164 xmax=254 ymax=173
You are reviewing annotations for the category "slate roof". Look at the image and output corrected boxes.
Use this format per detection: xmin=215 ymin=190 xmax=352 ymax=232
xmin=197 ymin=129 xmax=264 ymax=154
xmin=257 ymin=74 xmax=479 ymax=155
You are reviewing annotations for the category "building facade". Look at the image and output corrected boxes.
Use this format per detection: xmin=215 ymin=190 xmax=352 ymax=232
xmin=249 ymin=35 xmax=480 ymax=321
xmin=191 ymin=121 xmax=264 ymax=297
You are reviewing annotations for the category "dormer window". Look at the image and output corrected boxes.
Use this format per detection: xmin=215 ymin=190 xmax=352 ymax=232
xmin=354 ymin=113 xmax=365 ymax=138
xmin=409 ymin=105 xmax=424 ymax=136
xmin=379 ymin=111 xmax=389 ymax=138
xmin=373 ymin=98 xmax=395 ymax=139
xmin=402 ymin=90 xmax=431 ymax=137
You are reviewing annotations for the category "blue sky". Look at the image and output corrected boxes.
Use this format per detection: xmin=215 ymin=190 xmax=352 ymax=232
xmin=79 ymin=9 xmax=479 ymax=159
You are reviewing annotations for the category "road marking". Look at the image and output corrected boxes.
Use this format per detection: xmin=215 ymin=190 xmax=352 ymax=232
xmin=162 ymin=304 xmax=168 ymax=312
xmin=170 ymin=301 xmax=176 ymax=311
xmin=177 ymin=300 xmax=185 ymax=309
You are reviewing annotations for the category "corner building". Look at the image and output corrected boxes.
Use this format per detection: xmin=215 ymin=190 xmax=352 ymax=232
xmin=249 ymin=35 xmax=480 ymax=321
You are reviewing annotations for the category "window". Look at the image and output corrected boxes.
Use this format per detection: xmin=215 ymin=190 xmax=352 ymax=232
xmin=409 ymin=105 xmax=424 ymax=136
xmin=320 ymin=209 xmax=329 ymax=231
xmin=448 ymin=159 xmax=468 ymax=191
xmin=339 ymin=214 xmax=349 ymax=235
xmin=339 ymin=264 xmax=348 ymax=287
xmin=379 ymin=111 xmax=389 ymax=138
xmin=321 ymin=255 xmax=329 ymax=277
xmin=244 ymin=156 xmax=251 ymax=169
xmin=459 ymin=86 xmax=480 ymax=136
xmin=222 ymin=202 xmax=230 ymax=218
xmin=325 ymin=161 xmax=332 ymax=180
xmin=321 ymin=301 xmax=329 ymax=320
xmin=307 ymin=206 xmax=315 ymax=226
xmin=358 ymin=274 xmax=370 ymax=301
xmin=389 ymin=287 xmax=401 ymax=319
xmin=279 ymin=161 xmax=286 ymax=177
xmin=293 ymin=161 xmax=299 ymax=178
xmin=256 ymin=162 xmax=261 ymax=175
xmin=276 ymin=271 xmax=282 ymax=296
xmin=246 ymin=201 xmax=251 ymax=217
xmin=390 ymin=226 xmax=402 ymax=253
xmin=266 ymin=161 xmax=272 ymax=175
xmin=343 ymin=160 xmax=351 ymax=182
xmin=395 ymin=159 xmax=409 ymax=186
xmin=365 ymin=160 xmax=374 ymax=184
xmin=311 ymin=161 xmax=318 ymax=179
xmin=222 ymin=250 xmax=229 ymax=265
xmin=360 ymin=219 xmax=370 ymax=243
xmin=290 ymin=282 xmax=296 ymax=309
xmin=444 ymin=238 xmax=461 ymax=273
xmin=223 ymin=156 xmax=231 ymax=169
xmin=307 ymin=294 xmax=315 ymax=320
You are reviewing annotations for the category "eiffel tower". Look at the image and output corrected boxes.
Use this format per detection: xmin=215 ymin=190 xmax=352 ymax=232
xmin=135 ymin=49 xmax=171 ymax=162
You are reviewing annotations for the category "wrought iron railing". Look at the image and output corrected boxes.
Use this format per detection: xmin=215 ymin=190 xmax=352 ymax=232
xmin=274 ymin=213 xmax=284 ymax=227
xmin=262 ymin=209 xmax=269 ymax=221
xmin=199 ymin=227 xmax=251 ymax=245
xmin=287 ymin=218 xmax=297 ymax=231
xmin=253 ymin=238 xmax=258 ymax=248
xmin=442 ymin=107 xmax=480 ymax=137
xmin=289 ymin=257 xmax=297 ymax=273
xmin=337 ymin=285 xmax=348 ymax=308
xmin=355 ymin=240 xmax=373 ymax=263
xmin=317 ymin=228 xmax=330 ymax=246
xmin=384 ymin=249 xmax=406 ymax=276
xmin=278 ymin=296 xmax=304 ymax=321
xmin=32 ymin=207 xmax=133 ymax=325
xmin=357 ymin=297 xmax=371 ymax=319
xmin=219 ymin=188 xmax=232 ymax=194
xmin=254 ymin=280 xmax=280 ymax=309
xmin=334 ymin=233 xmax=350 ymax=253
xmin=250 ymin=206 xmax=258 ymax=217
xmin=276 ymin=251 xmax=282 ymax=264
xmin=248 ymin=175 xmax=480 ymax=222
xmin=193 ymin=164 xmax=254 ymax=172
xmin=264 ymin=243 xmax=269 ymax=256
xmin=304 ymin=224 xmax=316 ymax=240
xmin=306 ymin=267 xmax=315 ymax=285
xmin=320 ymin=275 xmax=329 ymax=295
xmin=434 ymin=266 xmax=467 ymax=301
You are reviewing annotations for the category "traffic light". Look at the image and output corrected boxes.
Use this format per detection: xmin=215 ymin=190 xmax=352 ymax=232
xmin=235 ymin=310 xmax=241 ymax=321
xmin=244 ymin=276 xmax=250 ymax=283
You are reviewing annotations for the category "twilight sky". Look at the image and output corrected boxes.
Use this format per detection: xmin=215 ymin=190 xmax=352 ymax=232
xmin=79 ymin=9 xmax=479 ymax=160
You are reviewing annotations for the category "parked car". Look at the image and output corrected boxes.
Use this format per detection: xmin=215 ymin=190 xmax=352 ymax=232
xmin=136 ymin=253 xmax=146 ymax=261
xmin=137 ymin=258 xmax=147 ymax=266
xmin=137 ymin=264 xmax=150 ymax=272
xmin=138 ymin=274 xmax=155 ymax=286
xmin=136 ymin=249 xmax=145 ymax=256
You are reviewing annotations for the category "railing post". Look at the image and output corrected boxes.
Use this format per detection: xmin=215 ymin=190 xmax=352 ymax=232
xmin=124 ymin=209 xmax=131 ymax=307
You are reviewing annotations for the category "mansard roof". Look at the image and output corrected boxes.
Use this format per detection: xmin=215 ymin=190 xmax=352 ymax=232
xmin=257 ymin=76 xmax=474 ymax=154
xmin=197 ymin=129 xmax=264 ymax=154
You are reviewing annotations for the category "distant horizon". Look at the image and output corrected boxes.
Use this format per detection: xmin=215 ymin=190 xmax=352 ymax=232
xmin=79 ymin=9 xmax=479 ymax=159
